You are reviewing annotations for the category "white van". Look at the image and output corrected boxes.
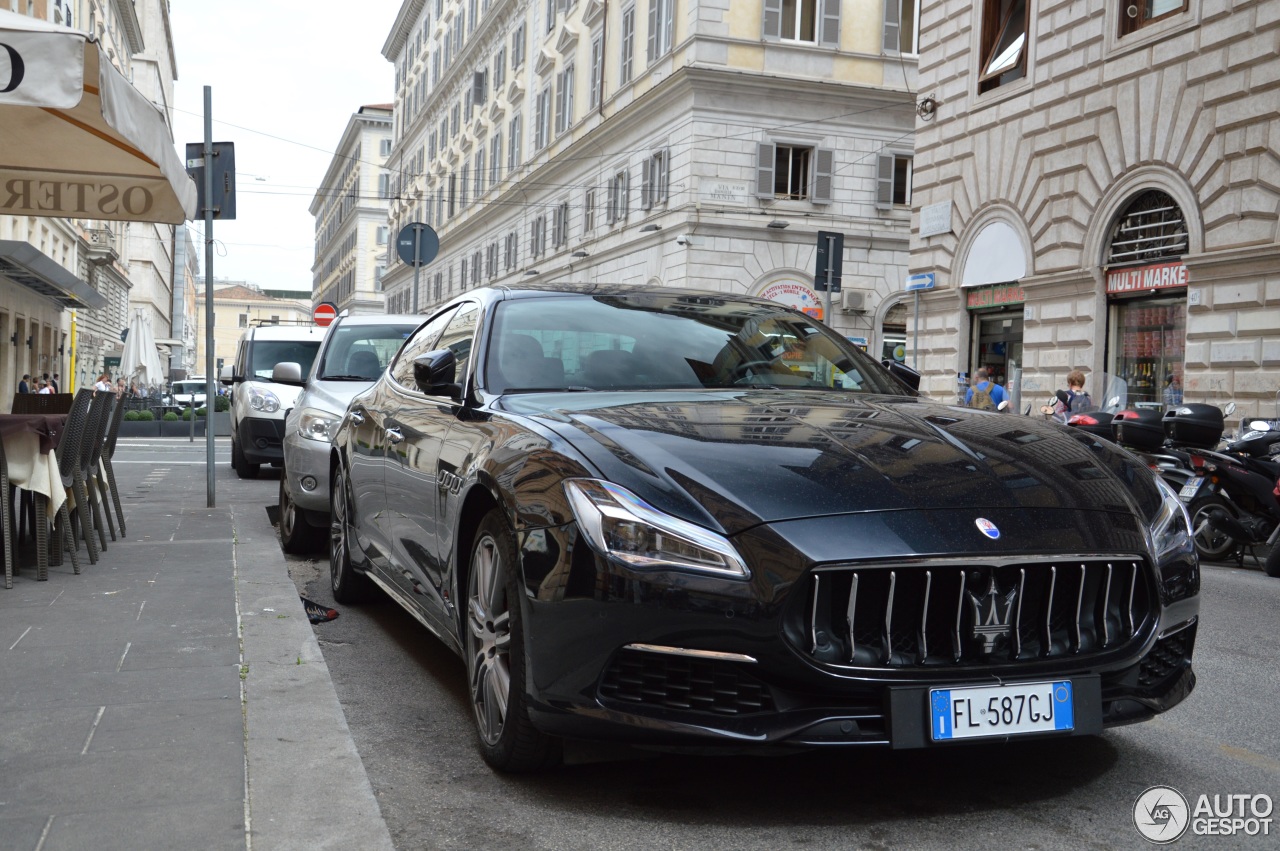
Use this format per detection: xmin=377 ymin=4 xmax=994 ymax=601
xmin=220 ymin=322 xmax=327 ymax=478
xmin=167 ymin=377 xmax=208 ymax=408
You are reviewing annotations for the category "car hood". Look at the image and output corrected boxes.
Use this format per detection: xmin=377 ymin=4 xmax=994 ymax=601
xmin=296 ymin=378 xmax=377 ymax=416
xmin=497 ymin=390 xmax=1160 ymax=536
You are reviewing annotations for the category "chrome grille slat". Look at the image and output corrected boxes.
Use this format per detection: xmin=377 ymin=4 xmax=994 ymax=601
xmin=846 ymin=573 xmax=858 ymax=663
xmin=802 ymin=558 xmax=1155 ymax=670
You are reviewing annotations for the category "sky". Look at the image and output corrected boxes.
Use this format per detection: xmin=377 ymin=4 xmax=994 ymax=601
xmin=170 ymin=2 xmax=397 ymax=295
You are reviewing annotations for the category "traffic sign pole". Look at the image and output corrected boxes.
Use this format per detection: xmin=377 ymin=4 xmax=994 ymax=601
xmin=412 ymin=225 xmax=422 ymax=314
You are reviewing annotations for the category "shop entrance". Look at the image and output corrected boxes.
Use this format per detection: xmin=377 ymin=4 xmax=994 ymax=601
xmin=973 ymin=310 xmax=1023 ymax=406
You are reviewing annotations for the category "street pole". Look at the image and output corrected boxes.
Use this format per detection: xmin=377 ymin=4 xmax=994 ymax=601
xmin=913 ymin=290 xmax=920 ymax=370
xmin=823 ymin=234 xmax=834 ymax=323
xmin=412 ymin=224 xmax=423 ymax=313
xmin=203 ymin=86 xmax=216 ymax=508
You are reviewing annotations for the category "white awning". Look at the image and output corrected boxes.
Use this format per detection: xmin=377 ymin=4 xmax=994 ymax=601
xmin=961 ymin=222 xmax=1027 ymax=287
xmin=0 ymin=9 xmax=196 ymax=223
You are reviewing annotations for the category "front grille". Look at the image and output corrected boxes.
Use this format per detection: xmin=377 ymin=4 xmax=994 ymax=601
xmin=798 ymin=558 xmax=1155 ymax=669
xmin=1139 ymin=622 xmax=1195 ymax=689
xmin=598 ymin=649 xmax=776 ymax=716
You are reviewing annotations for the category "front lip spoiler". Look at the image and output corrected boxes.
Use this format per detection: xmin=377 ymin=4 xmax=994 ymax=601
xmin=623 ymin=644 xmax=758 ymax=664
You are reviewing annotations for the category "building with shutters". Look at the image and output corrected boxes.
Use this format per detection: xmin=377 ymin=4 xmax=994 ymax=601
xmin=310 ymin=104 xmax=395 ymax=315
xmin=909 ymin=0 xmax=1280 ymax=423
xmin=379 ymin=0 xmax=923 ymax=359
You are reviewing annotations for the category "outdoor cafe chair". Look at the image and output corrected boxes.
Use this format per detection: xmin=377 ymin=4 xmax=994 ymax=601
xmin=77 ymin=393 xmax=112 ymax=555
xmin=57 ymin=389 xmax=100 ymax=565
xmin=87 ymin=395 xmax=117 ymax=543
xmin=99 ymin=394 xmax=127 ymax=537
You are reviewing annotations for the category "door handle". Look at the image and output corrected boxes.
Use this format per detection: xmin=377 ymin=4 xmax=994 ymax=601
xmin=348 ymin=410 xmax=365 ymax=426
xmin=386 ymin=427 xmax=404 ymax=444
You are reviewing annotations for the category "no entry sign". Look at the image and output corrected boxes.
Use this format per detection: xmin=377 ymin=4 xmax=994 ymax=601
xmin=313 ymin=302 xmax=338 ymax=327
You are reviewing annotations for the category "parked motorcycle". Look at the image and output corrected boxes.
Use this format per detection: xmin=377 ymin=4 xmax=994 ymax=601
xmin=1177 ymin=415 xmax=1280 ymax=573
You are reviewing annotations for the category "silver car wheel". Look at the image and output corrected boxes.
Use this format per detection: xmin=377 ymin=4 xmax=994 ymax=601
xmin=467 ymin=531 xmax=512 ymax=747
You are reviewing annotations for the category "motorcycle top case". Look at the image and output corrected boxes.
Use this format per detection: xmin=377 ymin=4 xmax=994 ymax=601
xmin=1112 ymin=409 xmax=1166 ymax=451
xmin=1163 ymin=403 xmax=1225 ymax=449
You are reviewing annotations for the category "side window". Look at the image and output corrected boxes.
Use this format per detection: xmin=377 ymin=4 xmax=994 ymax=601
xmin=978 ymin=0 xmax=1029 ymax=93
xmin=389 ymin=308 xmax=458 ymax=389
xmin=434 ymin=302 xmax=481 ymax=385
xmin=235 ymin=340 xmax=248 ymax=376
xmin=1120 ymin=0 xmax=1187 ymax=37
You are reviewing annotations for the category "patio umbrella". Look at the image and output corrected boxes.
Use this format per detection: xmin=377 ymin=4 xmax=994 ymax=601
xmin=0 ymin=9 xmax=196 ymax=224
xmin=119 ymin=309 xmax=166 ymax=387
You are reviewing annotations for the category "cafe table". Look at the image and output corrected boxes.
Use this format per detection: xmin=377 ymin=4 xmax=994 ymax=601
xmin=0 ymin=413 xmax=68 ymax=582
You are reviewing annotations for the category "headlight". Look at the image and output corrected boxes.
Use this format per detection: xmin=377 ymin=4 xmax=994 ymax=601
xmin=563 ymin=479 xmax=750 ymax=579
xmin=297 ymin=407 xmax=340 ymax=442
xmin=247 ymin=385 xmax=281 ymax=413
xmin=1147 ymin=476 xmax=1194 ymax=564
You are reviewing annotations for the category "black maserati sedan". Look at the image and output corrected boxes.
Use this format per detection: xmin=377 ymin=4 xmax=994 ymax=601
xmin=328 ymin=284 xmax=1199 ymax=772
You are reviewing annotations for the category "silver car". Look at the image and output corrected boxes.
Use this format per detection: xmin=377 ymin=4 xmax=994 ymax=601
xmin=273 ymin=313 xmax=421 ymax=552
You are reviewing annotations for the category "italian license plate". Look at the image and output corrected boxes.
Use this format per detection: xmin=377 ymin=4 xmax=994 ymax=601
xmin=1178 ymin=478 xmax=1204 ymax=502
xmin=930 ymin=680 xmax=1074 ymax=741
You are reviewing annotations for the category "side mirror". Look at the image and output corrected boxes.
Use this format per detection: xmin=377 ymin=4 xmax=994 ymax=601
xmin=413 ymin=349 xmax=462 ymax=399
xmin=1249 ymin=419 xmax=1271 ymax=432
xmin=271 ymin=361 xmax=305 ymax=386
xmin=997 ymin=400 xmax=1010 ymax=412
xmin=219 ymin=364 xmax=235 ymax=385
xmin=880 ymin=359 xmax=921 ymax=391
xmin=1106 ymin=395 xmax=1121 ymax=409
xmin=1225 ymin=401 xmax=1237 ymax=417
xmin=1055 ymin=389 xmax=1070 ymax=404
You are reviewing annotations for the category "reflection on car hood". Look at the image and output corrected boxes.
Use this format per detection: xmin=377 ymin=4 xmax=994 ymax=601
xmin=498 ymin=390 xmax=1158 ymax=535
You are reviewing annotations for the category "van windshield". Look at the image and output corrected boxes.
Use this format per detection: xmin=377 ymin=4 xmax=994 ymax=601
xmin=251 ymin=340 xmax=322 ymax=379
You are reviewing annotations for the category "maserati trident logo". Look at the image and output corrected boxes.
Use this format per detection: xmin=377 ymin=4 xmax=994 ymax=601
xmin=967 ymin=574 xmax=1017 ymax=654
xmin=974 ymin=517 xmax=1000 ymax=539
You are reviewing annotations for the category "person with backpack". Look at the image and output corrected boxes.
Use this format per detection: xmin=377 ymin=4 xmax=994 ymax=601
xmin=965 ymin=367 xmax=1007 ymax=411
xmin=1052 ymin=370 xmax=1093 ymax=417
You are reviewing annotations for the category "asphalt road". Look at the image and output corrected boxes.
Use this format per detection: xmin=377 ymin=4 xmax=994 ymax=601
xmin=117 ymin=439 xmax=1280 ymax=850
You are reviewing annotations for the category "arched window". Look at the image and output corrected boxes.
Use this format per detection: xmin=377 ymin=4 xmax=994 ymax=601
xmin=1106 ymin=190 xmax=1188 ymax=267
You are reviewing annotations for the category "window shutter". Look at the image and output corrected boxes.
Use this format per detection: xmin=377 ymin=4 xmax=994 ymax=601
xmin=555 ymin=74 xmax=566 ymax=133
xmin=647 ymin=0 xmax=659 ymax=63
xmin=819 ymin=0 xmax=842 ymax=47
xmin=641 ymin=157 xmax=653 ymax=210
xmin=659 ymin=148 xmax=669 ymax=202
xmin=812 ymin=148 xmax=834 ymax=203
xmin=755 ymin=143 xmax=776 ymax=199
xmin=663 ymin=0 xmax=674 ymax=54
xmin=882 ymin=0 xmax=901 ymax=53
xmin=473 ymin=70 xmax=486 ymax=106
xmin=875 ymin=152 xmax=895 ymax=210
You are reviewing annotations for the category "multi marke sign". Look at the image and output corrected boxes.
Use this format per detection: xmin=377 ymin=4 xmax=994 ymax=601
xmin=1105 ymin=261 xmax=1188 ymax=295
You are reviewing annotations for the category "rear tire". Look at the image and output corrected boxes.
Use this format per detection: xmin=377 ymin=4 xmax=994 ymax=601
xmin=465 ymin=509 xmax=560 ymax=773
xmin=1264 ymin=545 xmax=1280 ymax=578
xmin=279 ymin=474 xmax=323 ymax=554
xmin=232 ymin=438 xmax=259 ymax=479
xmin=329 ymin=461 xmax=372 ymax=603
xmin=1188 ymin=495 xmax=1236 ymax=562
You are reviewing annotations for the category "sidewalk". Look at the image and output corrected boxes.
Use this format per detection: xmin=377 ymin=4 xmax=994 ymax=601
xmin=0 ymin=453 xmax=393 ymax=850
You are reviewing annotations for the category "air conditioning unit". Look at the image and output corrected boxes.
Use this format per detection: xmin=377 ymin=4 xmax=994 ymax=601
xmin=840 ymin=290 xmax=870 ymax=313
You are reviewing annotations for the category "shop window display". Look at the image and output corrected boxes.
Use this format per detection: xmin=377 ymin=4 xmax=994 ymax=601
xmin=1115 ymin=296 xmax=1184 ymax=409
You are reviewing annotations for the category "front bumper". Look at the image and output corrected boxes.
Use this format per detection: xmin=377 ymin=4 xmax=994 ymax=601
xmin=516 ymin=520 xmax=1199 ymax=751
xmin=282 ymin=425 xmax=332 ymax=515
xmin=238 ymin=417 xmax=287 ymax=465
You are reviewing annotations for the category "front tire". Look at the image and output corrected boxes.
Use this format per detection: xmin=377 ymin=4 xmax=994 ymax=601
xmin=1188 ymin=495 xmax=1236 ymax=562
xmin=232 ymin=438 xmax=260 ymax=479
xmin=465 ymin=509 xmax=559 ymax=772
xmin=279 ymin=474 xmax=323 ymax=554
xmin=329 ymin=461 xmax=371 ymax=603
xmin=1264 ymin=544 xmax=1280 ymax=578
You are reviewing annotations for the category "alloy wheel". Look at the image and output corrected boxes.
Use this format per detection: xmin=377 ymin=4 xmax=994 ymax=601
xmin=467 ymin=532 xmax=512 ymax=747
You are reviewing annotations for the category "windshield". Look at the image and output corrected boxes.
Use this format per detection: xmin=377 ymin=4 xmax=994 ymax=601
xmin=250 ymin=339 xmax=322 ymax=379
xmin=316 ymin=322 xmax=419 ymax=379
xmin=173 ymin=382 xmax=206 ymax=395
xmin=485 ymin=294 xmax=908 ymax=395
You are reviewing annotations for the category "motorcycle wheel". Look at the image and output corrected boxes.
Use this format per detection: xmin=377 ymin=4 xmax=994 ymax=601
xmin=1264 ymin=546 xmax=1280 ymax=578
xmin=1187 ymin=495 xmax=1237 ymax=562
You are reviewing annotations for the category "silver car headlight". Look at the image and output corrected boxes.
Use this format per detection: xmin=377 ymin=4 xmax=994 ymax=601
xmin=1147 ymin=476 xmax=1194 ymax=564
xmin=564 ymin=479 xmax=750 ymax=579
xmin=297 ymin=407 xmax=340 ymax=442
xmin=247 ymin=385 xmax=281 ymax=413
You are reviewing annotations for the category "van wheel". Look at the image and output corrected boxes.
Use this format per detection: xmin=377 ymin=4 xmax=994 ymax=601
xmin=232 ymin=438 xmax=259 ymax=479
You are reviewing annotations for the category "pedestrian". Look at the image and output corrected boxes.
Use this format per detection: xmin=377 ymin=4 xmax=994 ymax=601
xmin=1053 ymin=369 xmax=1093 ymax=416
xmin=115 ymin=377 xmax=126 ymax=398
xmin=18 ymin=374 xmax=31 ymax=394
xmin=50 ymin=373 xmax=60 ymax=393
xmin=94 ymin=372 xmax=113 ymax=393
xmin=37 ymin=379 xmax=53 ymax=395
xmin=965 ymin=367 xmax=1007 ymax=411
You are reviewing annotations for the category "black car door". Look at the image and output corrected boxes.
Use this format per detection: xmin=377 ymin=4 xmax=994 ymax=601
xmin=348 ymin=307 xmax=456 ymax=588
xmin=384 ymin=302 xmax=479 ymax=622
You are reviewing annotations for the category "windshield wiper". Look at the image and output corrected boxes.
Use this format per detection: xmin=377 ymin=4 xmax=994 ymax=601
xmin=319 ymin=374 xmax=377 ymax=381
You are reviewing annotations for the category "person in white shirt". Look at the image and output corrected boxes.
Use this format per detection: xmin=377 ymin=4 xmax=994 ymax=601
xmin=37 ymin=380 xmax=53 ymax=395
xmin=94 ymin=373 xmax=113 ymax=393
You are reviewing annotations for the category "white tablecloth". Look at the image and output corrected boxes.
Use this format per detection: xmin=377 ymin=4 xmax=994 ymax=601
xmin=3 ymin=431 xmax=66 ymax=517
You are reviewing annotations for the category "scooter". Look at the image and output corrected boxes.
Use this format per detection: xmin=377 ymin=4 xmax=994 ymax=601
xmin=1179 ymin=420 xmax=1280 ymax=573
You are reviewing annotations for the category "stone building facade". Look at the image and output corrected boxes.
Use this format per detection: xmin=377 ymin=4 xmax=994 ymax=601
xmin=379 ymin=0 xmax=922 ymax=359
xmin=910 ymin=0 xmax=1279 ymax=423
xmin=310 ymin=105 xmax=394 ymax=315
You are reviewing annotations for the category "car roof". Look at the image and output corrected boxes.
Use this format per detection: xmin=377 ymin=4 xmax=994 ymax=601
xmin=246 ymin=324 xmax=328 ymax=341
xmin=330 ymin=313 xmax=422 ymax=328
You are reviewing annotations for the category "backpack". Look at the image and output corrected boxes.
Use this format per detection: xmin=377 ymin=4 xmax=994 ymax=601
xmin=969 ymin=381 xmax=996 ymax=411
xmin=1067 ymin=390 xmax=1092 ymax=413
